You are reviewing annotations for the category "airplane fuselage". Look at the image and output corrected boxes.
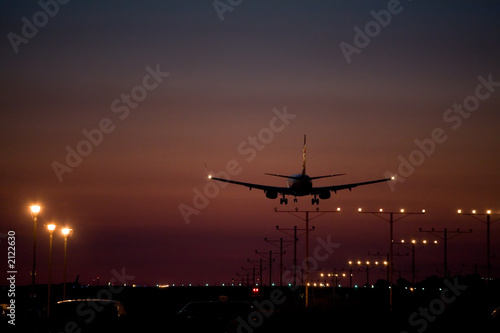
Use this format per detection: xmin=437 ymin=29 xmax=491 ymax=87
xmin=287 ymin=174 xmax=313 ymax=196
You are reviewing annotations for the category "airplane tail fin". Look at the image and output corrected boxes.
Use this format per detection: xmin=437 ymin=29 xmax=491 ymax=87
xmin=302 ymin=135 xmax=306 ymax=175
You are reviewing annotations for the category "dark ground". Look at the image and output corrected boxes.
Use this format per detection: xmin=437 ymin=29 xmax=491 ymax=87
xmin=2 ymin=274 xmax=500 ymax=332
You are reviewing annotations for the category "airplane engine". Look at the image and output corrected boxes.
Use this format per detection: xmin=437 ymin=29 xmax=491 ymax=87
xmin=319 ymin=191 xmax=331 ymax=199
xmin=265 ymin=190 xmax=278 ymax=199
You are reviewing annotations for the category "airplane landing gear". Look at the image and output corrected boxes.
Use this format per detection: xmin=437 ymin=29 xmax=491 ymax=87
xmin=311 ymin=196 xmax=319 ymax=205
xmin=280 ymin=195 xmax=288 ymax=205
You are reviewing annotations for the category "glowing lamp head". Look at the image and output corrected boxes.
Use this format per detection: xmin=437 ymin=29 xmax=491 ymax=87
xmin=487 ymin=210 xmax=491 ymax=215
xmin=472 ymin=210 xmax=476 ymax=214
xmin=457 ymin=209 xmax=462 ymax=214
xmin=30 ymin=205 xmax=41 ymax=214
xmin=208 ymin=174 xmax=212 ymax=179
xmin=47 ymin=224 xmax=56 ymax=231
xmin=62 ymin=228 xmax=71 ymax=236
xmin=400 ymin=209 xmax=405 ymax=213
xmin=358 ymin=208 xmax=362 ymax=212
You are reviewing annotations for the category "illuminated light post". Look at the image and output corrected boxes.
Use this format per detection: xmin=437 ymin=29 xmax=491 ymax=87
xmin=274 ymin=207 xmax=340 ymax=307
xmin=358 ymin=207 xmax=425 ymax=311
xmin=276 ymin=225 xmax=313 ymax=287
xmin=348 ymin=260 xmax=387 ymax=287
xmin=29 ymin=204 xmax=41 ymax=298
xmin=458 ymin=209 xmax=500 ymax=279
xmin=398 ymin=239 xmax=438 ymax=284
xmin=46 ymin=223 xmax=57 ymax=317
xmin=419 ymin=227 xmax=471 ymax=278
xmin=61 ymin=227 xmax=72 ymax=300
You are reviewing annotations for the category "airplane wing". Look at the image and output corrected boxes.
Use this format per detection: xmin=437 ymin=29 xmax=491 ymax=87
xmin=208 ymin=176 xmax=291 ymax=196
xmin=311 ymin=177 xmax=393 ymax=194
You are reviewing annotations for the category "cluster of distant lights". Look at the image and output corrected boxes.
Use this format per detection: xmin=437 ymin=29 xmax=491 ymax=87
xmin=458 ymin=209 xmax=493 ymax=214
xmin=401 ymin=239 xmax=438 ymax=245
xmin=357 ymin=208 xmax=425 ymax=213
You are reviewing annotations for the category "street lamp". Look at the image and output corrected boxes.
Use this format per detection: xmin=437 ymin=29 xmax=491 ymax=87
xmin=29 ymin=205 xmax=41 ymax=298
xmin=358 ymin=207 xmax=425 ymax=311
xmin=348 ymin=260 xmax=387 ymax=287
xmin=398 ymin=239 xmax=438 ymax=284
xmin=61 ymin=227 xmax=72 ymax=300
xmin=46 ymin=223 xmax=56 ymax=317
xmin=458 ymin=209 xmax=500 ymax=279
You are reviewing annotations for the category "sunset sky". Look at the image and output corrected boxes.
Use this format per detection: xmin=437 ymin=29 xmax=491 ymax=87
xmin=1 ymin=1 xmax=499 ymax=287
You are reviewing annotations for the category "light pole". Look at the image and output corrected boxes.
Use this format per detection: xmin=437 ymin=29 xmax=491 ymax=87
xmin=458 ymin=209 xmax=500 ymax=279
xmin=61 ymin=227 xmax=72 ymax=300
xmin=419 ymin=227 xmax=471 ymax=277
xmin=265 ymin=237 xmax=293 ymax=286
xmin=255 ymin=250 xmax=277 ymax=286
xmin=358 ymin=208 xmax=425 ymax=311
xmin=348 ymin=260 xmax=388 ymax=287
xmin=30 ymin=205 xmax=41 ymax=298
xmin=274 ymin=207 xmax=340 ymax=307
xmin=276 ymin=225 xmax=312 ymax=286
xmin=46 ymin=223 xmax=56 ymax=317
xmin=247 ymin=258 xmax=265 ymax=286
xmin=398 ymin=239 xmax=438 ymax=284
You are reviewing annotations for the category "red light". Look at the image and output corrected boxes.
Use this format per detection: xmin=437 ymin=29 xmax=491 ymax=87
xmin=252 ymin=288 xmax=259 ymax=293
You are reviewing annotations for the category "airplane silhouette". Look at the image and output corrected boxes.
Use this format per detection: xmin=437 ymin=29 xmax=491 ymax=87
xmin=208 ymin=135 xmax=394 ymax=205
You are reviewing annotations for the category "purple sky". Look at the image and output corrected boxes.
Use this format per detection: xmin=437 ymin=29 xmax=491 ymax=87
xmin=1 ymin=1 xmax=499 ymax=287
